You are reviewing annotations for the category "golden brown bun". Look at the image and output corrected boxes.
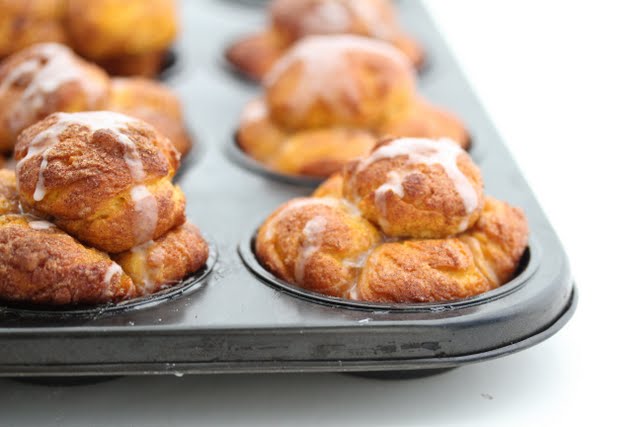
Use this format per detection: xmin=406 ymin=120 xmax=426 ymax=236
xmin=112 ymin=223 xmax=209 ymax=296
xmin=108 ymin=77 xmax=191 ymax=156
xmin=459 ymin=197 xmax=529 ymax=286
xmin=0 ymin=0 xmax=67 ymax=58
xmin=0 ymin=169 xmax=19 ymax=215
xmin=265 ymin=35 xmax=415 ymax=130
xmin=343 ymin=137 xmax=483 ymax=238
xmin=0 ymin=43 xmax=110 ymax=153
xmin=236 ymin=36 xmax=467 ymax=178
xmin=226 ymin=0 xmax=424 ymax=80
xmin=357 ymin=239 xmax=492 ymax=303
xmin=236 ymin=98 xmax=288 ymax=165
xmin=14 ymin=111 xmax=185 ymax=253
xmin=256 ymin=197 xmax=380 ymax=297
xmin=270 ymin=128 xmax=377 ymax=177
xmin=0 ymin=214 xmax=137 ymax=306
xmin=379 ymin=98 xmax=470 ymax=149
xmin=256 ymin=137 xmax=528 ymax=304
xmin=97 ymin=50 xmax=168 ymax=78
xmin=65 ymin=0 xmax=178 ymax=60
xmin=312 ymin=172 xmax=344 ymax=198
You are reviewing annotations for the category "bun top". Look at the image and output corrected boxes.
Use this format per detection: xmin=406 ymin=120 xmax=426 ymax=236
xmin=264 ymin=35 xmax=414 ymax=130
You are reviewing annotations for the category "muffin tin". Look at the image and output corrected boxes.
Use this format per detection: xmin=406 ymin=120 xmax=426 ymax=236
xmin=0 ymin=0 xmax=576 ymax=377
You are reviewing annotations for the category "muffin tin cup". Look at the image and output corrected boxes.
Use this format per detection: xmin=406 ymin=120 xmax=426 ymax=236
xmin=239 ymin=228 xmax=540 ymax=313
xmin=226 ymin=132 xmax=479 ymax=188
xmin=0 ymin=0 xmax=576 ymax=377
xmin=226 ymin=133 xmax=325 ymax=187
xmin=0 ymin=254 xmax=217 ymax=320
xmin=157 ymin=48 xmax=182 ymax=81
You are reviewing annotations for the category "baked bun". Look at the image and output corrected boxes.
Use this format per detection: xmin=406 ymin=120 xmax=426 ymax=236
xmin=459 ymin=197 xmax=529 ymax=287
xmin=236 ymin=36 xmax=467 ymax=178
xmin=265 ymin=35 xmax=415 ymax=130
xmin=0 ymin=43 xmax=110 ymax=153
xmin=256 ymin=136 xmax=528 ymax=304
xmin=0 ymin=169 xmax=19 ymax=215
xmin=112 ymin=223 xmax=209 ymax=295
xmin=357 ymin=239 xmax=492 ymax=303
xmin=65 ymin=0 xmax=177 ymax=69
xmin=226 ymin=0 xmax=424 ymax=80
xmin=108 ymin=77 xmax=192 ymax=156
xmin=343 ymin=137 xmax=483 ymax=238
xmin=0 ymin=0 xmax=67 ymax=58
xmin=256 ymin=197 xmax=380 ymax=298
xmin=0 ymin=214 xmax=137 ymax=306
xmin=312 ymin=172 xmax=344 ymax=198
xmin=14 ymin=111 xmax=185 ymax=253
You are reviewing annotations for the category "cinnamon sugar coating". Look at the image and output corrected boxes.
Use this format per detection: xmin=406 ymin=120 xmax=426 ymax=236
xmin=256 ymin=197 xmax=380 ymax=298
xmin=0 ymin=43 xmax=110 ymax=153
xmin=0 ymin=214 xmax=137 ymax=306
xmin=14 ymin=111 xmax=185 ymax=253
xmin=343 ymin=138 xmax=483 ymax=238
xmin=113 ymin=223 xmax=210 ymax=296
xmin=256 ymin=137 xmax=528 ymax=303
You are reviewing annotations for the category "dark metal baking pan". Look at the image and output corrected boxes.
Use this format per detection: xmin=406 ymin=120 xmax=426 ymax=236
xmin=0 ymin=0 xmax=576 ymax=377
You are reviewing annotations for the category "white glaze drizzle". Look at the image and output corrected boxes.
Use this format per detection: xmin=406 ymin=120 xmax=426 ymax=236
xmin=130 ymin=185 xmax=159 ymax=245
xmin=103 ymin=262 xmax=124 ymax=286
xmin=294 ymin=215 xmax=328 ymax=283
xmin=263 ymin=35 xmax=412 ymax=119
xmin=300 ymin=0 xmax=393 ymax=39
xmin=301 ymin=0 xmax=351 ymax=34
xmin=264 ymin=197 xmax=341 ymax=241
xmin=0 ymin=43 xmax=104 ymax=134
xmin=17 ymin=111 xmax=158 ymax=244
xmin=130 ymin=240 xmax=157 ymax=294
xmin=27 ymin=219 xmax=55 ymax=230
xmin=240 ymin=98 xmax=268 ymax=124
xmin=359 ymin=138 xmax=478 ymax=217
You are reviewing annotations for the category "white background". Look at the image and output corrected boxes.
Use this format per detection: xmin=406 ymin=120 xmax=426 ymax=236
xmin=1 ymin=1 xmax=638 ymax=425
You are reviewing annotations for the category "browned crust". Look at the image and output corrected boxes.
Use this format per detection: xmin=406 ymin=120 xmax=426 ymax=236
xmin=14 ymin=112 xmax=185 ymax=252
xmin=357 ymin=239 xmax=493 ymax=303
xmin=0 ymin=214 xmax=137 ymax=305
xmin=265 ymin=40 xmax=415 ymax=130
xmin=65 ymin=0 xmax=178 ymax=60
xmin=108 ymin=77 xmax=192 ymax=155
xmin=256 ymin=197 xmax=380 ymax=297
xmin=112 ymin=223 xmax=209 ymax=295
xmin=0 ymin=168 xmax=19 ymax=215
xmin=312 ymin=172 xmax=345 ymax=198
xmin=258 ymin=141 xmax=528 ymax=303
xmin=342 ymin=138 xmax=484 ymax=238
xmin=459 ymin=197 xmax=529 ymax=286
xmin=377 ymin=97 xmax=470 ymax=149
xmin=0 ymin=43 xmax=110 ymax=152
